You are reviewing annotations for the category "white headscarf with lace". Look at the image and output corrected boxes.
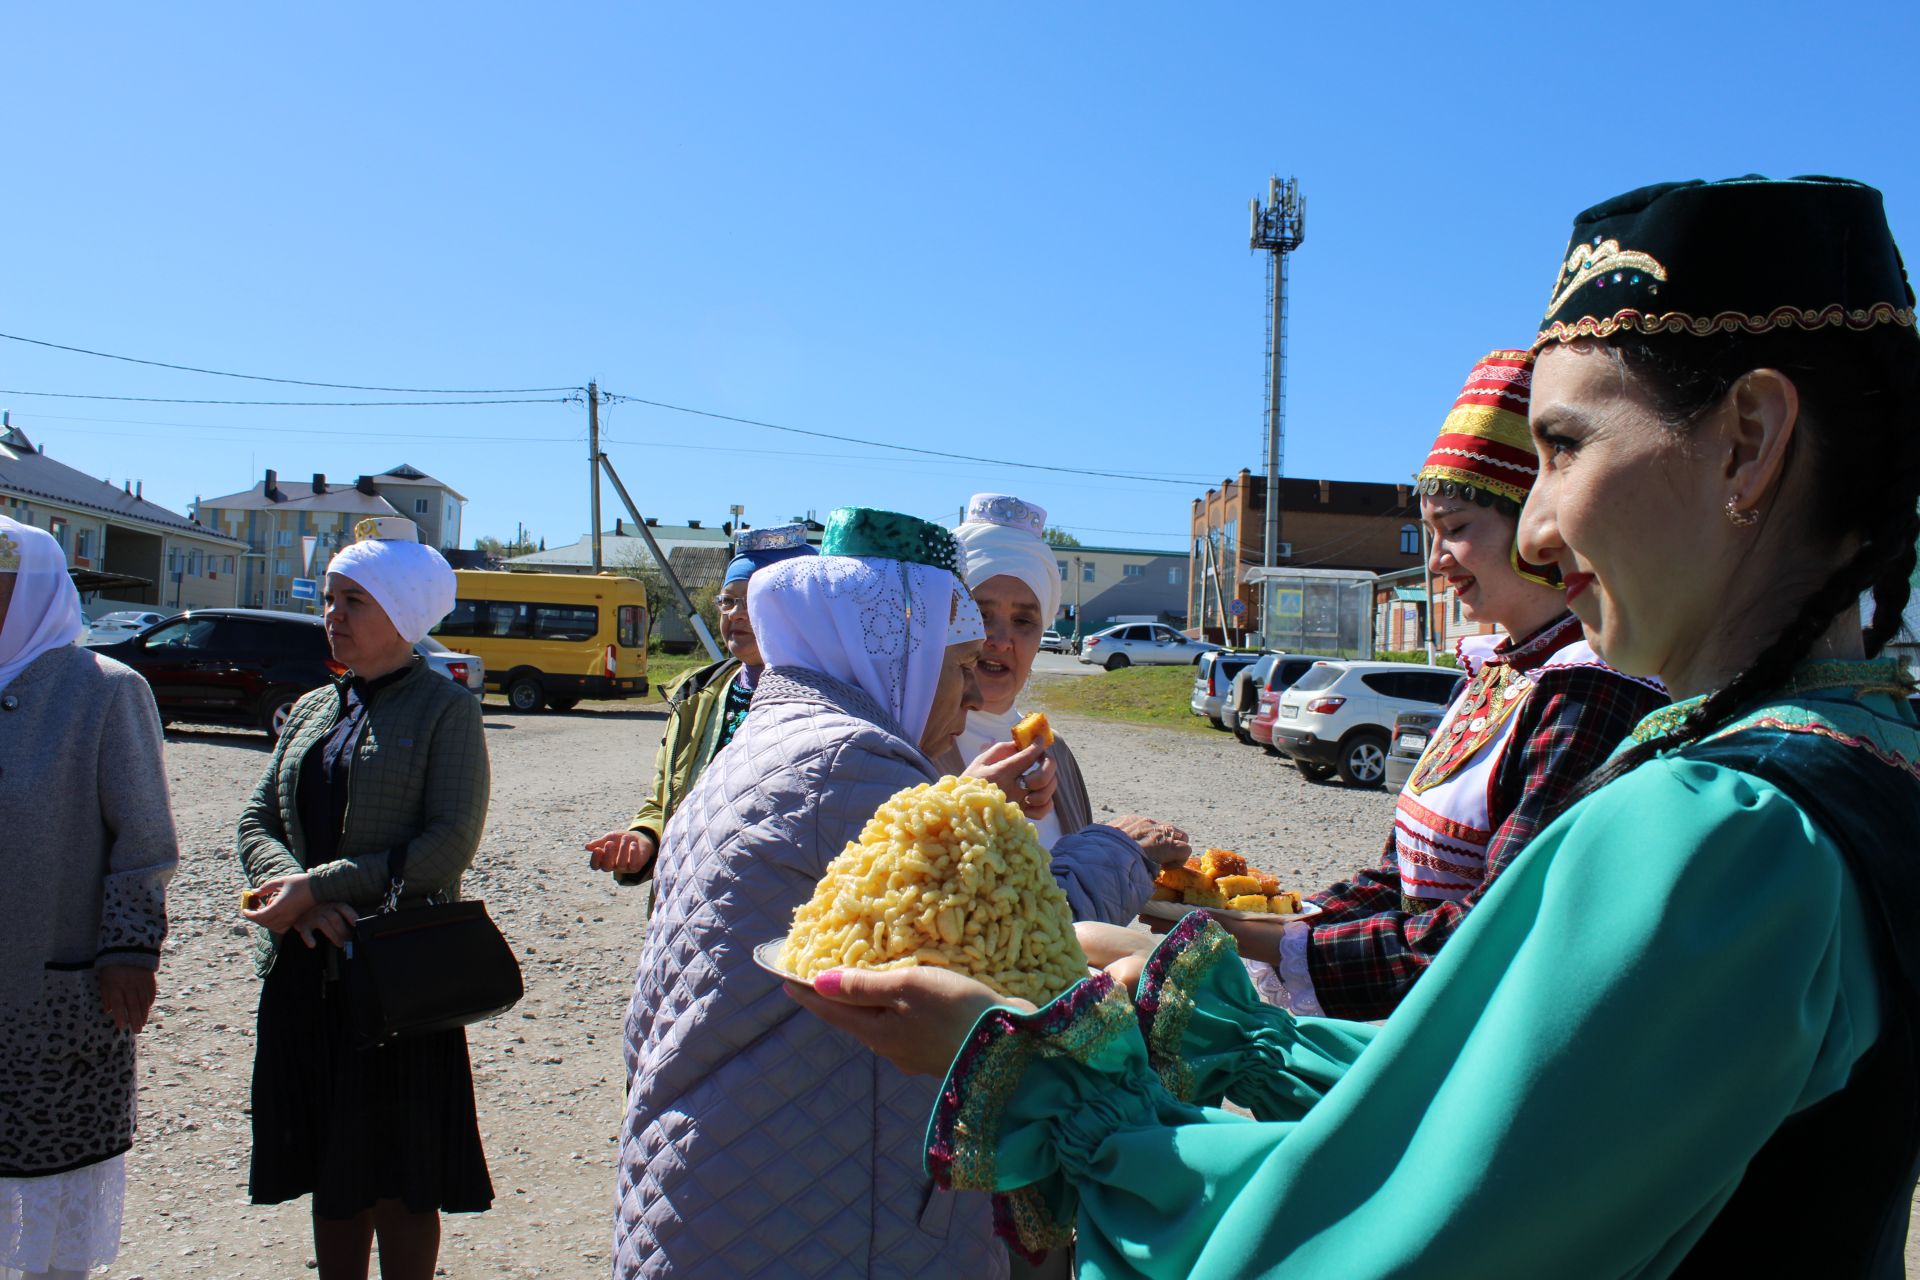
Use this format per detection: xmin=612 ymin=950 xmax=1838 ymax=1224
xmin=750 ymin=554 xmax=982 ymax=742
xmin=0 ymin=514 xmax=85 ymax=694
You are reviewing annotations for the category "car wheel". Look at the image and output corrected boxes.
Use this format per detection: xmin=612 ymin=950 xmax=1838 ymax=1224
xmin=546 ymin=695 xmax=580 ymax=712
xmin=1263 ymin=741 xmax=1283 ymax=756
xmin=1235 ymin=723 xmax=1255 ymax=745
xmin=1336 ymin=730 xmax=1390 ymax=787
xmin=1208 ymin=715 xmax=1227 ymax=730
xmin=260 ymin=687 xmax=300 ymax=739
xmin=506 ymin=675 xmax=545 ymax=713
xmin=1104 ymin=654 xmax=1131 ymax=671
xmin=1296 ymin=760 xmax=1336 ymax=783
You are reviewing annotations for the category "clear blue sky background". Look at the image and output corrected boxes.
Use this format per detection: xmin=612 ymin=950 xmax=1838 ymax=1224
xmin=4 ymin=4 xmax=1916 ymax=553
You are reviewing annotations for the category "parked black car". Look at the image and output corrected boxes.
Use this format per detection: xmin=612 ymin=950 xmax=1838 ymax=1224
xmin=95 ymin=608 xmax=482 ymax=738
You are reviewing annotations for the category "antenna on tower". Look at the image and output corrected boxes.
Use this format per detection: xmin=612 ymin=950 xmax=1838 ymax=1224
xmin=1250 ymin=176 xmax=1305 ymax=594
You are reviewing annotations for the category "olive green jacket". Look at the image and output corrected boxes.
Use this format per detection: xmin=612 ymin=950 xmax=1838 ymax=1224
xmin=622 ymin=657 xmax=743 ymax=883
xmin=235 ymin=659 xmax=490 ymax=975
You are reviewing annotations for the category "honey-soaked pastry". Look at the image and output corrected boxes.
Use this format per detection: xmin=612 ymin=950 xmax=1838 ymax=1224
xmin=783 ymin=776 xmax=1089 ymax=1005
xmin=1010 ymin=711 xmax=1054 ymax=751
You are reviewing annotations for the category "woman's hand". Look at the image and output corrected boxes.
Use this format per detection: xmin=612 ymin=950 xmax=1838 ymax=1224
xmin=785 ymin=967 xmax=1034 ymax=1077
xmin=240 ymin=873 xmax=318 ymax=934
xmin=1076 ymin=920 xmax=1156 ymax=969
xmin=291 ymin=901 xmax=361 ymax=950
xmin=1106 ymin=814 xmax=1191 ymax=867
xmin=586 ymin=829 xmax=657 ymax=874
xmin=97 ymin=966 xmax=157 ymax=1033
xmin=964 ymin=741 xmax=1057 ymax=819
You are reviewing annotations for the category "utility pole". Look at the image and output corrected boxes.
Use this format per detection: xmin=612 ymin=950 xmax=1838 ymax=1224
xmin=587 ymin=381 xmax=603 ymax=572
xmin=1072 ymin=556 xmax=1084 ymax=646
xmin=1250 ymin=177 xmax=1306 ymax=604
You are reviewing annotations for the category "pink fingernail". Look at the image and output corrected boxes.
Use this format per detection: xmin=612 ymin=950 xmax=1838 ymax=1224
xmin=814 ymin=970 xmax=844 ymax=997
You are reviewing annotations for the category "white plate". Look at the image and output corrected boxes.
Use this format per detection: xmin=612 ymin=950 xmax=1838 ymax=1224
xmin=752 ymin=936 xmax=808 ymax=984
xmin=1140 ymin=899 xmax=1322 ymax=925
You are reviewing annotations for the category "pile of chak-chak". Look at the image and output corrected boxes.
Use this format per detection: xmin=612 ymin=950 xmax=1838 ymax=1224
xmin=782 ymin=775 xmax=1089 ymax=1006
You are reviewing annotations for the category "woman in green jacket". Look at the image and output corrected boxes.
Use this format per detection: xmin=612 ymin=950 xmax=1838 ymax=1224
xmin=238 ymin=517 xmax=490 ymax=1280
xmin=586 ymin=523 xmax=815 ymax=881
xmin=791 ymin=176 xmax=1920 ymax=1277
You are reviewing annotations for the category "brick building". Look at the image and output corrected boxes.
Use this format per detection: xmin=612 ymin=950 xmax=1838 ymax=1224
xmin=1189 ymin=469 xmax=1422 ymax=642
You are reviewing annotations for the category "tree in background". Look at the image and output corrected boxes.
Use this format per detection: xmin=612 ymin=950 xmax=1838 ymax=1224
xmin=607 ymin=542 xmax=722 ymax=649
xmin=473 ymin=530 xmax=539 ymax=559
xmin=1042 ymin=526 xmax=1081 ymax=547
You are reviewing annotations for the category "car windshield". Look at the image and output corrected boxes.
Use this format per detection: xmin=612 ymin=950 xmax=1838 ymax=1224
xmin=415 ymin=635 xmax=454 ymax=654
xmin=98 ymin=612 xmax=146 ymax=624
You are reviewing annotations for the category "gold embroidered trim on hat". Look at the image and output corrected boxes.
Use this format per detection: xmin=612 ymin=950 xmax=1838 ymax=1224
xmin=1537 ymin=301 xmax=1917 ymax=348
xmin=1544 ymin=239 xmax=1669 ymax=319
xmin=1412 ymin=463 xmax=1530 ymax=507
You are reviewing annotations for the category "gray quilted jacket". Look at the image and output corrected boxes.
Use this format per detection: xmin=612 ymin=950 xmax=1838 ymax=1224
xmin=614 ymin=667 xmax=1147 ymax=1278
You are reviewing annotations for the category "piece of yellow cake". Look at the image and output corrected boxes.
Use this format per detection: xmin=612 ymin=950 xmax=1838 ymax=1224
xmin=1150 ymin=885 xmax=1181 ymax=902
xmin=1226 ymin=894 xmax=1270 ymax=913
xmin=1215 ymin=874 xmax=1263 ymax=898
xmin=1182 ymin=886 xmax=1230 ymax=910
xmin=1011 ymin=711 xmax=1055 ymax=750
xmin=1269 ymin=891 xmax=1303 ymax=915
xmin=1198 ymin=848 xmax=1249 ymax=880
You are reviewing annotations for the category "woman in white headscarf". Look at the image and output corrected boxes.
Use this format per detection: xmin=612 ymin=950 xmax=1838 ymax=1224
xmin=0 ymin=515 xmax=178 ymax=1280
xmin=943 ymin=494 xmax=1190 ymax=925
xmin=237 ymin=517 xmax=491 ymax=1280
xmin=614 ymin=507 xmax=1008 ymax=1279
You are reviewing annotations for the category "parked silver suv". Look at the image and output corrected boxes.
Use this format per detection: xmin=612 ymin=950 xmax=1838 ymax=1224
xmin=1080 ymin=622 xmax=1220 ymax=671
xmin=1272 ymin=660 xmax=1462 ymax=786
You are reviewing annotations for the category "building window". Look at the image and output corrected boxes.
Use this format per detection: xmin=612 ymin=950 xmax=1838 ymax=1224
xmin=1168 ymin=566 xmax=1181 ymax=585
xmin=1399 ymin=524 xmax=1420 ymax=555
xmin=75 ymin=529 xmax=94 ymax=559
xmin=272 ymin=588 xmax=289 ymax=606
xmin=224 ymin=556 xmax=236 ymax=575
xmin=188 ymin=551 xmax=203 ymax=576
xmin=1451 ymin=592 xmax=1463 ymax=624
xmin=48 ymin=516 xmax=69 ymax=550
xmin=414 ymin=497 xmax=430 ymax=515
xmin=1123 ymin=564 xmax=1143 ymax=579
xmin=273 ymin=558 xmax=290 ymax=578
xmin=1082 ymin=562 xmax=1096 ymax=584
xmin=1057 ymin=559 xmax=1068 ymax=581
xmin=276 ymin=530 xmax=293 ymax=547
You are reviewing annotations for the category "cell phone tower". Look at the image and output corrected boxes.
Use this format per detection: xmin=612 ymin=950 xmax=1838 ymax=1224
xmin=1250 ymin=176 xmax=1305 ymax=572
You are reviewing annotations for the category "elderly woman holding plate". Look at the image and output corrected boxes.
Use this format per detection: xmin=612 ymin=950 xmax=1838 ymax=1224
xmin=238 ymin=516 xmax=491 ymax=1280
xmin=614 ymin=506 xmax=1007 ymax=1279
xmin=0 ymin=515 xmax=177 ymax=1280
xmin=939 ymin=493 xmax=1190 ymax=926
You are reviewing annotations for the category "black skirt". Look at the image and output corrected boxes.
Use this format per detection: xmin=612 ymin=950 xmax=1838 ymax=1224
xmin=248 ymin=936 xmax=494 ymax=1219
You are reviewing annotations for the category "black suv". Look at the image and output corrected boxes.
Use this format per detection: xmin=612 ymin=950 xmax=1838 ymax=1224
xmin=93 ymin=608 xmax=338 ymax=737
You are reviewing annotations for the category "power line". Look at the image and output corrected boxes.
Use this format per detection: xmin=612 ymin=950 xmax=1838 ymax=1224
xmin=604 ymin=392 xmax=1211 ymax=487
xmin=0 ymin=330 xmax=579 ymax=395
xmin=0 ymin=388 xmax=576 ymax=407
xmin=6 ymin=409 xmax=581 ymax=441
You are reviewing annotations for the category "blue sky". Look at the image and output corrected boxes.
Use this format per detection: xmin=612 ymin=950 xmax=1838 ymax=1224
xmin=4 ymin=3 xmax=1916 ymax=553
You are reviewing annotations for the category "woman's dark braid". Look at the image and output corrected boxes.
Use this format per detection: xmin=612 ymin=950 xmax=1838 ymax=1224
xmin=1544 ymin=325 xmax=1920 ymax=820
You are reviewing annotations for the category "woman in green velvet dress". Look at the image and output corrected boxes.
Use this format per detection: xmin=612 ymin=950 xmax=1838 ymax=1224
xmin=789 ymin=175 xmax=1920 ymax=1278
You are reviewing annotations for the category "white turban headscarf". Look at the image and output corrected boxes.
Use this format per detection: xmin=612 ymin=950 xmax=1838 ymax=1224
xmin=750 ymin=554 xmax=979 ymax=744
xmin=951 ymin=493 xmax=1062 ymax=626
xmin=949 ymin=494 xmax=1068 ymax=847
xmin=325 ymin=519 xmax=457 ymax=645
xmin=0 ymin=514 xmax=84 ymax=694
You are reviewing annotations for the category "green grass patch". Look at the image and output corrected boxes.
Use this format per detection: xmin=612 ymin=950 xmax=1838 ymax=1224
xmin=644 ymin=647 xmax=716 ymax=697
xmin=1026 ymin=664 xmax=1214 ymax=735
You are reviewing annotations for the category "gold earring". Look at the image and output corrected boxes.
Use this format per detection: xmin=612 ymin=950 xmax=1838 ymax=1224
xmin=1725 ymin=497 xmax=1759 ymax=528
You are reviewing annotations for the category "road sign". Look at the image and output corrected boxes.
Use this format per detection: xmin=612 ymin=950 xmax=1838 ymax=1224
xmin=290 ymin=578 xmax=318 ymax=601
xmin=1229 ymin=598 xmax=1247 ymax=617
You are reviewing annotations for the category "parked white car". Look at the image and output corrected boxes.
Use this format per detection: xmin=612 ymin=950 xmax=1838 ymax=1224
xmin=1190 ymin=651 xmax=1260 ymax=728
xmin=1079 ymin=622 xmax=1220 ymax=670
xmin=1039 ymin=629 xmax=1071 ymax=654
xmin=82 ymin=610 xmax=166 ymax=645
xmin=416 ymin=634 xmax=487 ymax=697
xmin=1270 ymin=660 xmax=1462 ymax=786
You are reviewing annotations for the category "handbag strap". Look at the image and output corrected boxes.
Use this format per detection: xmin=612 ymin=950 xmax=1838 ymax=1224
xmin=380 ymin=841 xmax=410 ymax=915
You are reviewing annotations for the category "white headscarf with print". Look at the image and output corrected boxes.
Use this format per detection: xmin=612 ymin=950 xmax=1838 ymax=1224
xmin=0 ymin=515 xmax=85 ymax=694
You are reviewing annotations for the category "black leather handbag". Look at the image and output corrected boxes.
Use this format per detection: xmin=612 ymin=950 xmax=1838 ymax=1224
xmin=342 ymin=851 xmax=523 ymax=1047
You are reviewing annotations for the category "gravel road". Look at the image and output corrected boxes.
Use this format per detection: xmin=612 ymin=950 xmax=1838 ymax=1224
xmin=110 ymin=691 xmax=1919 ymax=1276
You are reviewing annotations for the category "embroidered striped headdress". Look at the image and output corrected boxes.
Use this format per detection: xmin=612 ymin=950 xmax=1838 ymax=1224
xmin=1416 ymin=350 xmax=1537 ymax=507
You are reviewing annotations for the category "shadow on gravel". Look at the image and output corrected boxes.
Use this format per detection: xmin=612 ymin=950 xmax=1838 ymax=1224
xmin=480 ymin=704 xmax=667 ymax=722
xmin=162 ymin=724 xmax=273 ymax=752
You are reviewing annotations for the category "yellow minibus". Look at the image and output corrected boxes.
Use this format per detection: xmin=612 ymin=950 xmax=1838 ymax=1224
xmin=431 ymin=570 xmax=649 ymax=711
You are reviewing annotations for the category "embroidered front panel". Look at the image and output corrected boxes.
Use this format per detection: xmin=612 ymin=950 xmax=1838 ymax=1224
xmin=1544 ymin=238 xmax=1670 ymax=319
xmin=1409 ymin=662 xmax=1529 ymax=794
